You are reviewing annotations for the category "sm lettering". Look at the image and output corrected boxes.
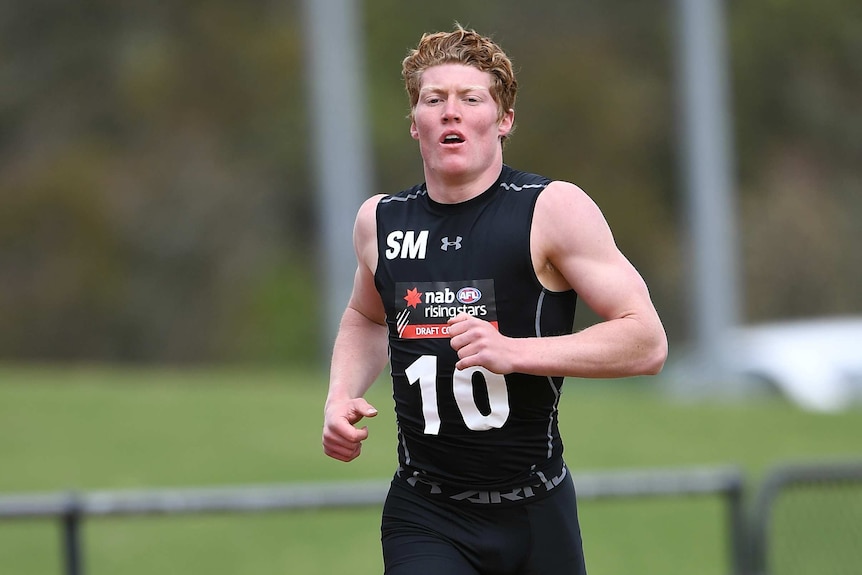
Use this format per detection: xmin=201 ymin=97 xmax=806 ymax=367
xmin=385 ymin=230 xmax=429 ymax=260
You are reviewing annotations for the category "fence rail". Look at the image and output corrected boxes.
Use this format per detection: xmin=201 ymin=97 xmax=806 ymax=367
xmin=0 ymin=479 xmax=393 ymax=519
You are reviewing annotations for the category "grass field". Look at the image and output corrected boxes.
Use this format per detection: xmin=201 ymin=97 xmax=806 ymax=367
xmin=0 ymin=364 xmax=859 ymax=574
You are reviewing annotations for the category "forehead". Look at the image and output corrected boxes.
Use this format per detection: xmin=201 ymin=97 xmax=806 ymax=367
xmin=418 ymin=63 xmax=494 ymax=92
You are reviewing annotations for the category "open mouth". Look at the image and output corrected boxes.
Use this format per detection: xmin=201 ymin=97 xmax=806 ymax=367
xmin=442 ymin=133 xmax=465 ymax=144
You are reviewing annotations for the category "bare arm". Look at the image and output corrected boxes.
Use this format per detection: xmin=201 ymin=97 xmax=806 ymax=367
xmin=322 ymin=195 xmax=389 ymax=462
xmin=447 ymin=181 xmax=667 ymax=378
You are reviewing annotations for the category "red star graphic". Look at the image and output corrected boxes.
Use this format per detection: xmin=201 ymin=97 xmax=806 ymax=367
xmin=403 ymin=287 xmax=423 ymax=309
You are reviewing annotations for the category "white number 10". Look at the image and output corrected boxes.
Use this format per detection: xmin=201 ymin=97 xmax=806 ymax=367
xmin=404 ymin=355 xmax=510 ymax=435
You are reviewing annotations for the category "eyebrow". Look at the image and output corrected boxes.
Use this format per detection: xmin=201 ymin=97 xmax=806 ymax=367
xmin=419 ymin=85 xmax=490 ymax=96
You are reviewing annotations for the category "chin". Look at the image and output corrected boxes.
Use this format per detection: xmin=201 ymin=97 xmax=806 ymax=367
xmin=431 ymin=156 xmax=474 ymax=174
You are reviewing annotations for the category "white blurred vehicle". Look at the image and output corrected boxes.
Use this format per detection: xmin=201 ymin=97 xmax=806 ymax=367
xmin=728 ymin=316 xmax=862 ymax=412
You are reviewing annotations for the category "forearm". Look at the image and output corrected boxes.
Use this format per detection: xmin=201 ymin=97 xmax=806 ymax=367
xmin=327 ymin=306 xmax=390 ymax=405
xmin=509 ymin=314 xmax=667 ymax=379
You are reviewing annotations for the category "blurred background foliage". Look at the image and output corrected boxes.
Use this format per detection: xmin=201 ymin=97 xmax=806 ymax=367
xmin=0 ymin=0 xmax=859 ymax=366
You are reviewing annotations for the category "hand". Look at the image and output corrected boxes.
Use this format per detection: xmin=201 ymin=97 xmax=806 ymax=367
xmin=447 ymin=313 xmax=515 ymax=374
xmin=322 ymin=398 xmax=378 ymax=462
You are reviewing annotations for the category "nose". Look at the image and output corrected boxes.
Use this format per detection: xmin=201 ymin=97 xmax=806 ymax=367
xmin=442 ymin=97 xmax=461 ymax=122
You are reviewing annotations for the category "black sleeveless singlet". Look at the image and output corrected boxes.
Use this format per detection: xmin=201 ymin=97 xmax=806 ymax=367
xmin=375 ymin=165 xmax=578 ymax=491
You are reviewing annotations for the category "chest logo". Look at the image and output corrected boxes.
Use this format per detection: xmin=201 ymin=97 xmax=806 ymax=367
xmin=394 ymin=280 xmax=497 ymax=339
xmin=440 ymin=236 xmax=462 ymax=251
xmin=385 ymin=230 xmax=428 ymax=260
xmin=456 ymin=287 xmax=481 ymax=304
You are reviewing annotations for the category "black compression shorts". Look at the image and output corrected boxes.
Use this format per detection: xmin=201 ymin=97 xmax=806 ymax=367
xmin=381 ymin=467 xmax=587 ymax=575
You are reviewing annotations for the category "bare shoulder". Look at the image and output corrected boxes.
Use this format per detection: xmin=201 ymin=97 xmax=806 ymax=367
xmin=354 ymin=194 xmax=385 ymax=246
xmin=354 ymin=194 xmax=386 ymax=270
xmin=533 ymin=181 xmax=616 ymax=257
xmin=355 ymin=194 xmax=386 ymax=229
xmin=537 ymin=179 xmax=605 ymax=217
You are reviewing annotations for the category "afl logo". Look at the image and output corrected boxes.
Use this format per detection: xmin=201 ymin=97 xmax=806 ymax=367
xmin=456 ymin=287 xmax=482 ymax=304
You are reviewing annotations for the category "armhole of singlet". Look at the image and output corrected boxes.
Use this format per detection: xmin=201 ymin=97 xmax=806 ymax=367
xmin=528 ymin=186 xmax=575 ymax=296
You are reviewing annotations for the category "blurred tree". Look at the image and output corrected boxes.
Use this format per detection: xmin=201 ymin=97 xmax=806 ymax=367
xmin=0 ymin=0 xmax=859 ymax=364
xmin=732 ymin=0 xmax=862 ymax=321
xmin=0 ymin=0 xmax=316 ymax=363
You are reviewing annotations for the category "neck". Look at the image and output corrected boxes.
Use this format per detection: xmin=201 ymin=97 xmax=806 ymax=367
xmin=424 ymin=157 xmax=504 ymax=204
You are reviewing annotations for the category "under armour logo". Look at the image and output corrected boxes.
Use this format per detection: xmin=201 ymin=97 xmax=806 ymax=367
xmin=440 ymin=236 xmax=462 ymax=251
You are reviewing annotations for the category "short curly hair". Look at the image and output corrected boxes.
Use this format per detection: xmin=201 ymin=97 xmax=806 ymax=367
xmin=402 ymin=24 xmax=518 ymax=134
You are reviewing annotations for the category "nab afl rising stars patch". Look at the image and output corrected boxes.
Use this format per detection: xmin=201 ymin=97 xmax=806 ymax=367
xmin=394 ymin=279 xmax=498 ymax=339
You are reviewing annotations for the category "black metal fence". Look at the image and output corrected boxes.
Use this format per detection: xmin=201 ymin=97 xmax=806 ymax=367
xmin=747 ymin=461 xmax=862 ymax=575
xmin=1 ymin=461 xmax=859 ymax=575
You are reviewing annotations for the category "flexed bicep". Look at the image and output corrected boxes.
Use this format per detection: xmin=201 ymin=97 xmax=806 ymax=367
xmin=533 ymin=181 xmax=652 ymax=322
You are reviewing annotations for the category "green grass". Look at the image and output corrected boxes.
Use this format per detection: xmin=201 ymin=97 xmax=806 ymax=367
xmin=0 ymin=365 xmax=859 ymax=575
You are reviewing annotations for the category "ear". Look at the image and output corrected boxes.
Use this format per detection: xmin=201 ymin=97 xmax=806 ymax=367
xmin=410 ymin=120 xmax=420 ymax=141
xmin=498 ymin=109 xmax=515 ymax=139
